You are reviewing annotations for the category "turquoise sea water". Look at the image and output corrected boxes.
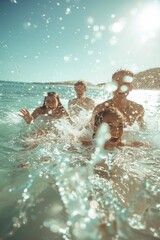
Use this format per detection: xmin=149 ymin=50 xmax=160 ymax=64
xmin=0 ymin=81 xmax=160 ymax=240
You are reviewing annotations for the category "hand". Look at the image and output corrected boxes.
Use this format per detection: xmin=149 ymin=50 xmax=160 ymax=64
xmin=19 ymin=109 xmax=33 ymax=124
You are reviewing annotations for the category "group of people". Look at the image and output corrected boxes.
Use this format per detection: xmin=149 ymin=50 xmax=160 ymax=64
xmin=19 ymin=69 xmax=146 ymax=150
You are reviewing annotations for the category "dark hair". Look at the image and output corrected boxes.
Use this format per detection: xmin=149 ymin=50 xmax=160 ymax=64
xmin=41 ymin=92 xmax=64 ymax=111
xmin=74 ymin=80 xmax=87 ymax=91
xmin=94 ymin=107 xmax=123 ymax=127
xmin=112 ymin=69 xmax=134 ymax=82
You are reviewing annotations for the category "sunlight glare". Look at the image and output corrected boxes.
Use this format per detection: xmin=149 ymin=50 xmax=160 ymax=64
xmin=138 ymin=4 xmax=160 ymax=33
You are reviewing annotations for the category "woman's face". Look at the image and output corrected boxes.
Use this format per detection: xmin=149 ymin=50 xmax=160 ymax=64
xmin=45 ymin=96 xmax=59 ymax=110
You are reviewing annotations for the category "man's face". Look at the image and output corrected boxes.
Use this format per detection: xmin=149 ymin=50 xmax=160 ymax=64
xmin=74 ymin=84 xmax=86 ymax=96
xmin=113 ymin=75 xmax=133 ymax=99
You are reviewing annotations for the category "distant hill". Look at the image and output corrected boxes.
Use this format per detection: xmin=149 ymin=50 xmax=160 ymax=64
xmin=32 ymin=80 xmax=95 ymax=87
xmin=1 ymin=68 xmax=160 ymax=89
xmin=0 ymin=79 xmax=96 ymax=87
xmin=96 ymin=83 xmax=106 ymax=87
xmin=133 ymin=68 xmax=160 ymax=89
xmin=95 ymin=68 xmax=160 ymax=89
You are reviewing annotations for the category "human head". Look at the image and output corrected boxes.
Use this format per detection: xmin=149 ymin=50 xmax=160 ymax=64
xmin=94 ymin=107 xmax=124 ymax=150
xmin=112 ymin=70 xmax=134 ymax=99
xmin=102 ymin=108 xmax=123 ymax=139
xmin=42 ymin=92 xmax=62 ymax=110
xmin=74 ymin=80 xmax=87 ymax=97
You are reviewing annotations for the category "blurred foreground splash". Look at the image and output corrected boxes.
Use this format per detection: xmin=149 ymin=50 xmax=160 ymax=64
xmin=0 ymin=120 xmax=160 ymax=240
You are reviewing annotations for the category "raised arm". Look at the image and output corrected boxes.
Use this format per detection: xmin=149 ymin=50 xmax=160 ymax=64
xmin=19 ymin=107 xmax=41 ymax=124
xmin=19 ymin=109 xmax=33 ymax=124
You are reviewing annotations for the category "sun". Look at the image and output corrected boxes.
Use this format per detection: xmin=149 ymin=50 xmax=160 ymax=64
xmin=137 ymin=4 xmax=160 ymax=33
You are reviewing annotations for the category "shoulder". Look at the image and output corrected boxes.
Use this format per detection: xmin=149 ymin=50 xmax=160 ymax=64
xmin=32 ymin=107 xmax=43 ymax=113
xmin=85 ymin=98 xmax=95 ymax=106
xmin=31 ymin=107 xmax=43 ymax=118
xmin=68 ymin=98 xmax=77 ymax=105
xmin=128 ymin=100 xmax=144 ymax=111
xmin=94 ymin=100 xmax=112 ymax=112
xmin=86 ymin=97 xmax=94 ymax=102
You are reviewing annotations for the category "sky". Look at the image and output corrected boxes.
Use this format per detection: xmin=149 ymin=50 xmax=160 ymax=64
xmin=0 ymin=0 xmax=160 ymax=84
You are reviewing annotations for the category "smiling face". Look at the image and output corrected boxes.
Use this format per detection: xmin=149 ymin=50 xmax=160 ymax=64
xmin=74 ymin=84 xmax=86 ymax=97
xmin=112 ymin=70 xmax=134 ymax=100
xmin=113 ymin=81 xmax=132 ymax=100
xmin=45 ymin=96 xmax=59 ymax=110
xmin=103 ymin=113 xmax=123 ymax=139
xmin=94 ymin=108 xmax=124 ymax=150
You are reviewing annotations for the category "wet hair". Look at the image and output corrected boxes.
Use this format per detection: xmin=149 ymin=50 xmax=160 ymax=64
xmin=94 ymin=107 xmax=123 ymax=127
xmin=74 ymin=80 xmax=87 ymax=91
xmin=41 ymin=92 xmax=65 ymax=111
xmin=112 ymin=69 xmax=134 ymax=82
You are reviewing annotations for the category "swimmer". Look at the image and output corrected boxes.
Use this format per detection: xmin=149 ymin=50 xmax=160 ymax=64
xmin=91 ymin=70 xmax=145 ymax=130
xmin=68 ymin=80 xmax=95 ymax=117
xmin=93 ymin=107 xmax=124 ymax=150
xmin=19 ymin=92 xmax=73 ymax=124
xmin=81 ymin=107 xmax=151 ymax=150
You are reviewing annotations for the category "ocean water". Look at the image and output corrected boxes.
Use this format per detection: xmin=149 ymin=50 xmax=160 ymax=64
xmin=0 ymin=81 xmax=160 ymax=240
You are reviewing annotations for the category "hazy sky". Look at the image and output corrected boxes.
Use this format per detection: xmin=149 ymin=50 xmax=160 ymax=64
xmin=0 ymin=0 xmax=160 ymax=84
